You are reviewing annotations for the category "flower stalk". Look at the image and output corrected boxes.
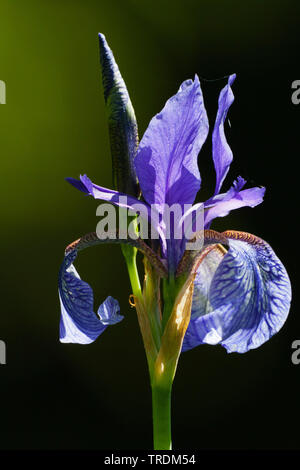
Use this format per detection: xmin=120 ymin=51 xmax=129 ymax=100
xmin=151 ymin=378 xmax=172 ymax=450
xmin=130 ymin=261 xmax=195 ymax=449
xmin=122 ymin=244 xmax=141 ymax=299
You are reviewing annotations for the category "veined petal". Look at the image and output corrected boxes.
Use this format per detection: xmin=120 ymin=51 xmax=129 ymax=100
xmin=212 ymin=74 xmax=236 ymax=195
xmin=59 ymin=229 xmax=169 ymax=344
xmin=134 ymin=75 xmax=209 ymax=208
xmin=59 ymin=249 xmax=123 ymax=344
xmin=204 ymin=177 xmax=265 ymax=228
xmin=98 ymin=33 xmax=139 ymax=196
xmin=183 ymin=231 xmax=291 ymax=353
xmin=182 ymin=245 xmax=225 ymax=351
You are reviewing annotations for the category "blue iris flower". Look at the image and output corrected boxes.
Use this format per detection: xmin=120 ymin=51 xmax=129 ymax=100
xmin=59 ymin=33 xmax=291 ymax=359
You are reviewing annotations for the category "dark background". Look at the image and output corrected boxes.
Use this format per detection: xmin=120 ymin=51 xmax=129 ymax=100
xmin=0 ymin=0 xmax=299 ymax=450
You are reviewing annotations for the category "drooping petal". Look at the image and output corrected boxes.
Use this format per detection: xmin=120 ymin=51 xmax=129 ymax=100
xmin=98 ymin=33 xmax=139 ymax=197
xmin=59 ymin=249 xmax=123 ymax=344
xmin=58 ymin=230 xmax=169 ymax=344
xmin=134 ymin=75 xmax=209 ymax=208
xmin=212 ymin=74 xmax=236 ymax=195
xmin=183 ymin=231 xmax=291 ymax=353
xmin=204 ymin=177 xmax=265 ymax=228
xmin=182 ymin=245 xmax=225 ymax=351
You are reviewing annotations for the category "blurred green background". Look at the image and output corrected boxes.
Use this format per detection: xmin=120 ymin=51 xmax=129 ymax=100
xmin=0 ymin=0 xmax=299 ymax=449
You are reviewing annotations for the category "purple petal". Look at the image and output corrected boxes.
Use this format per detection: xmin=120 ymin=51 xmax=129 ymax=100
xmin=212 ymin=74 xmax=236 ymax=195
xmin=59 ymin=249 xmax=123 ymax=344
xmin=183 ymin=233 xmax=291 ymax=353
xmin=66 ymin=177 xmax=91 ymax=194
xmin=204 ymin=177 xmax=265 ymax=228
xmin=67 ymin=174 xmax=169 ymax=249
xmin=67 ymin=174 xmax=150 ymax=219
xmin=134 ymin=75 xmax=209 ymax=208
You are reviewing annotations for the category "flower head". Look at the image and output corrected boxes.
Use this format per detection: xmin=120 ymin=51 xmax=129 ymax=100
xmin=59 ymin=34 xmax=291 ymax=360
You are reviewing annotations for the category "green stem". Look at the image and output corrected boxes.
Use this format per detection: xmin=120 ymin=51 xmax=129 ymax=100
xmin=123 ymin=245 xmax=179 ymax=451
xmin=151 ymin=381 xmax=172 ymax=450
xmin=122 ymin=244 xmax=141 ymax=299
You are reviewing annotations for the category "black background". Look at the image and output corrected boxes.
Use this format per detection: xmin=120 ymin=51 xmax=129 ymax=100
xmin=0 ymin=0 xmax=299 ymax=450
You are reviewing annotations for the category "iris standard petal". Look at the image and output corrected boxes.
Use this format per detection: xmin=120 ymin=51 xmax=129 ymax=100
xmin=212 ymin=74 xmax=236 ymax=195
xmin=183 ymin=232 xmax=291 ymax=353
xmin=134 ymin=75 xmax=209 ymax=208
xmin=59 ymin=249 xmax=123 ymax=344
xmin=204 ymin=177 xmax=265 ymax=228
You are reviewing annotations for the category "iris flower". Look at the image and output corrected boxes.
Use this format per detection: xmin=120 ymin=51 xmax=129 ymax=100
xmin=58 ymin=34 xmax=291 ymax=449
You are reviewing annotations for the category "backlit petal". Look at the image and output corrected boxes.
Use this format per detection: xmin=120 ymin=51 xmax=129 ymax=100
xmin=182 ymin=246 xmax=225 ymax=351
xmin=183 ymin=232 xmax=291 ymax=353
xmin=135 ymin=75 xmax=208 ymax=208
xmin=66 ymin=174 xmax=147 ymax=215
xmin=59 ymin=249 xmax=123 ymax=344
xmin=212 ymin=74 xmax=236 ymax=195
xmin=204 ymin=177 xmax=265 ymax=228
